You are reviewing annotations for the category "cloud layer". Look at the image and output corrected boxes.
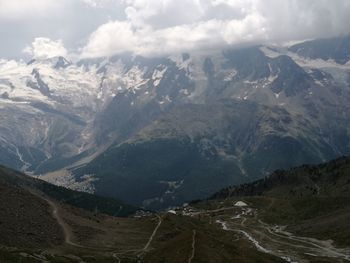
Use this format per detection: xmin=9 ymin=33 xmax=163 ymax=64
xmin=0 ymin=0 xmax=124 ymax=59
xmin=23 ymin=38 xmax=68 ymax=60
xmin=82 ymin=0 xmax=350 ymax=57
xmin=1 ymin=0 xmax=350 ymax=59
xmin=0 ymin=0 xmax=60 ymax=19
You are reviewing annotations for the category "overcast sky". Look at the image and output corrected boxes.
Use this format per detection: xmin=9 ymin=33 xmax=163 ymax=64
xmin=1 ymin=0 xmax=350 ymax=60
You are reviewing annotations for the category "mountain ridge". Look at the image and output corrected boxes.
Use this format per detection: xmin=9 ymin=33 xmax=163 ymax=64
xmin=1 ymin=35 xmax=350 ymax=209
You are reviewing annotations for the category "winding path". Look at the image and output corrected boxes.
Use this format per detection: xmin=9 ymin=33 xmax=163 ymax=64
xmin=217 ymin=213 xmax=350 ymax=262
xmin=142 ymin=214 xmax=162 ymax=252
xmin=28 ymin=190 xmax=84 ymax=248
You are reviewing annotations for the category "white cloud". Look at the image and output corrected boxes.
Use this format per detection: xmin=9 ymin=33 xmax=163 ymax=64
xmin=82 ymin=0 xmax=350 ymax=58
xmin=0 ymin=0 xmax=61 ymax=19
xmin=80 ymin=0 xmax=119 ymax=8
xmin=23 ymin=38 xmax=68 ymax=60
xmin=124 ymin=0 xmax=206 ymax=28
xmin=0 ymin=0 xmax=115 ymax=19
xmin=2 ymin=0 xmax=350 ymax=59
xmin=81 ymin=21 xmax=137 ymax=57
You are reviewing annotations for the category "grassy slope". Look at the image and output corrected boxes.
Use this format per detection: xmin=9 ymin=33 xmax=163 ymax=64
xmin=1 ymin=158 xmax=349 ymax=262
xmin=144 ymin=214 xmax=283 ymax=263
xmin=0 ymin=166 xmax=138 ymax=217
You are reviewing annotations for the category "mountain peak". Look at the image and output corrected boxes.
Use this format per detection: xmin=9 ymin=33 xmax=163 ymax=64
xmin=26 ymin=56 xmax=72 ymax=69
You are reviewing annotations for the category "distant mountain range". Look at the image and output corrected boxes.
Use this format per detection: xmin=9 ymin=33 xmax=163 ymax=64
xmin=0 ymin=35 xmax=350 ymax=209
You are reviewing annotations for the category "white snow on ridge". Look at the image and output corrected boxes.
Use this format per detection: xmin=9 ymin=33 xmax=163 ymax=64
xmin=260 ymin=45 xmax=350 ymax=71
xmin=122 ymin=66 xmax=149 ymax=92
xmin=0 ymin=58 xmax=104 ymax=109
xmin=152 ymin=66 xmax=167 ymax=87
xmin=287 ymin=52 xmax=350 ymax=70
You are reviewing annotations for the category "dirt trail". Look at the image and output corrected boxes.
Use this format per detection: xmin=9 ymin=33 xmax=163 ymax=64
xmin=142 ymin=215 xmax=162 ymax=252
xmin=135 ymin=215 xmax=163 ymax=262
xmin=183 ymin=202 xmax=350 ymax=263
xmin=241 ymin=217 xmax=247 ymax=226
xmin=26 ymin=190 xmax=168 ymax=262
xmin=110 ymin=214 xmax=164 ymax=261
xmin=28 ymin=190 xmax=84 ymax=248
xmin=188 ymin=230 xmax=196 ymax=263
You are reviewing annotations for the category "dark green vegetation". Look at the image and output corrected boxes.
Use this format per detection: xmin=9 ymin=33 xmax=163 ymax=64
xmin=76 ymin=136 xmax=244 ymax=210
xmin=212 ymin=156 xmax=350 ymax=246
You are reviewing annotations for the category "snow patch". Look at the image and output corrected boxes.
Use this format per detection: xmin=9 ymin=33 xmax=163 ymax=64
xmin=288 ymin=52 xmax=350 ymax=70
xmin=169 ymin=54 xmax=191 ymax=71
xmin=152 ymin=66 xmax=167 ymax=87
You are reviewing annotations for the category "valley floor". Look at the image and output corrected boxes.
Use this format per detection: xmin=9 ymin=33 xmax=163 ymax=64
xmin=1 ymin=193 xmax=350 ymax=262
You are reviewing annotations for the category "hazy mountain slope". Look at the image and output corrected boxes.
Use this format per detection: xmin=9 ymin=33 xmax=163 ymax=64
xmin=0 ymin=35 xmax=349 ymax=210
xmin=72 ymin=37 xmax=350 ymax=209
xmin=75 ymin=99 xmax=340 ymax=209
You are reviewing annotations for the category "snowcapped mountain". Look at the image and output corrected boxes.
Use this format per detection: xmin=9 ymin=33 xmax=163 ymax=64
xmin=1 ymin=36 xmax=350 ymax=209
xmin=0 ymin=56 xmax=103 ymax=173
